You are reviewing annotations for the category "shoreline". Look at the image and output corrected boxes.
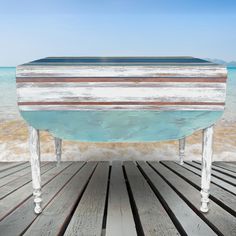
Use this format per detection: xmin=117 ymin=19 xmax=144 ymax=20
xmin=1 ymin=118 xmax=235 ymax=162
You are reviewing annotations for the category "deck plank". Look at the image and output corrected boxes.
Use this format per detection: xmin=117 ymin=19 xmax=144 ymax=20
xmin=124 ymin=161 xmax=179 ymax=236
xmin=64 ymin=162 xmax=109 ymax=236
xmin=0 ymin=161 xmax=235 ymax=236
xmin=162 ymin=161 xmax=236 ymax=214
xmin=0 ymin=162 xmax=48 ymax=188
xmin=193 ymin=161 xmax=236 ymax=178
xmin=0 ymin=162 xmax=85 ymax=236
xmin=173 ymin=161 xmax=236 ymax=195
xmin=148 ymin=161 xmax=236 ymax=235
xmin=0 ymin=162 xmax=30 ymax=179
xmin=0 ymin=162 xmax=72 ymax=221
xmin=0 ymin=162 xmax=27 ymax=173
xmin=213 ymin=162 xmax=236 ymax=174
xmin=138 ymin=161 xmax=217 ymax=236
xmin=106 ymin=162 xmax=137 ymax=236
xmin=185 ymin=161 xmax=236 ymax=186
xmin=23 ymin=162 xmax=96 ymax=236
xmin=0 ymin=162 xmax=55 ymax=200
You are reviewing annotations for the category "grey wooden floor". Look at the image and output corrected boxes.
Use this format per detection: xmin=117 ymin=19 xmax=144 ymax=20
xmin=0 ymin=161 xmax=235 ymax=236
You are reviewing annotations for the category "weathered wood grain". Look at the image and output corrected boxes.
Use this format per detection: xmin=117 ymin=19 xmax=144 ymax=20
xmin=178 ymin=161 xmax=236 ymax=195
xmin=16 ymin=77 xmax=227 ymax=83
xmin=54 ymin=137 xmax=62 ymax=167
xmin=161 ymin=161 xmax=236 ymax=214
xmin=16 ymin=81 xmax=226 ymax=112
xmin=213 ymin=162 xmax=236 ymax=174
xmin=106 ymin=162 xmax=137 ymax=236
xmin=0 ymin=162 xmax=27 ymax=173
xmin=123 ymin=161 xmax=179 ymax=236
xmin=16 ymin=65 xmax=227 ymax=78
xmin=29 ymin=126 xmax=42 ymax=214
xmin=194 ymin=161 xmax=236 ymax=178
xmin=17 ymin=84 xmax=226 ymax=103
xmin=23 ymin=162 xmax=96 ymax=236
xmin=0 ymin=162 xmax=83 ymax=236
xmin=15 ymin=57 xmax=227 ymax=144
xmin=0 ymin=162 xmax=48 ymax=188
xmin=200 ymin=126 xmax=213 ymax=212
xmin=16 ymin=57 xmax=227 ymax=113
xmin=179 ymin=138 xmax=185 ymax=165
xmin=0 ymin=162 xmax=30 ymax=179
xmin=0 ymin=163 xmax=55 ymax=200
xmin=138 ymin=161 xmax=216 ymax=235
xmin=64 ymin=162 xmax=109 ymax=236
xmin=19 ymin=104 xmax=225 ymax=111
xmin=148 ymin=161 xmax=236 ymax=235
xmin=0 ymin=161 xmax=235 ymax=235
xmin=0 ymin=162 xmax=72 ymax=221
xmin=185 ymin=161 xmax=236 ymax=186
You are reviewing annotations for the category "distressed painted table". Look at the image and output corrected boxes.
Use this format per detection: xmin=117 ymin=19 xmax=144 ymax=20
xmin=16 ymin=57 xmax=227 ymax=214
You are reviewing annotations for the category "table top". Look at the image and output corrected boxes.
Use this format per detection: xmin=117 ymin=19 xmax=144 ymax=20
xmin=16 ymin=57 xmax=227 ymax=142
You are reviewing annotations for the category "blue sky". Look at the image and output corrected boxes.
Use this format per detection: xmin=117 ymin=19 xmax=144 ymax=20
xmin=0 ymin=0 xmax=235 ymax=66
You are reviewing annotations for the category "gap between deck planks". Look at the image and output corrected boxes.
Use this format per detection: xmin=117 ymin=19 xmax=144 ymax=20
xmin=0 ymin=161 xmax=235 ymax=236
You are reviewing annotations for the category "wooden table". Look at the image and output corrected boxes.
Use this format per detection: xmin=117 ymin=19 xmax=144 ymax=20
xmin=16 ymin=57 xmax=227 ymax=214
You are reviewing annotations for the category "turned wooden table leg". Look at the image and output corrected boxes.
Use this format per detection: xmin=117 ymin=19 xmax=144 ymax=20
xmin=200 ymin=125 xmax=213 ymax=213
xmin=29 ymin=126 xmax=42 ymax=214
xmin=54 ymin=137 xmax=62 ymax=167
xmin=179 ymin=137 xmax=185 ymax=165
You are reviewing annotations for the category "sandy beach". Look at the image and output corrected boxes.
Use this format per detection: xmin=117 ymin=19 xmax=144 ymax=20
xmin=1 ymin=117 xmax=236 ymax=162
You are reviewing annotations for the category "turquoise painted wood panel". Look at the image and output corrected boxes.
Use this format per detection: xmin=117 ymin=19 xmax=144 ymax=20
xmin=21 ymin=110 xmax=223 ymax=142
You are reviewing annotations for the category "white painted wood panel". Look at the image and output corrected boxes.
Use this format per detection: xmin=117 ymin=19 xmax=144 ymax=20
xmin=19 ymin=104 xmax=225 ymax=111
xmin=17 ymin=86 xmax=226 ymax=103
xmin=16 ymin=82 xmax=226 ymax=89
xmin=17 ymin=65 xmax=227 ymax=77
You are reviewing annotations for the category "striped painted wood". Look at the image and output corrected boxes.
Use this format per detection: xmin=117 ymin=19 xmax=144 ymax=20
xmin=16 ymin=65 xmax=226 ymax=77
xmin=15 ymin=57 xmax=227 ymax=142
xmin=16 ymin=57 xmax=227 ymax=112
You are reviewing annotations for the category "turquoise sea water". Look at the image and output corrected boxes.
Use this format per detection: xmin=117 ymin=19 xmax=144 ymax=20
xmin=0 ymin=67 xmax=236 ymax=122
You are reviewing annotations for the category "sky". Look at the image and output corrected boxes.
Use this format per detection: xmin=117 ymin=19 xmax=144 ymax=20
xmin=0 ymin=0 xmax=236 ymax=66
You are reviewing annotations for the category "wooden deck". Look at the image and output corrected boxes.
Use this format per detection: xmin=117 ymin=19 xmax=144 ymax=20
xmin=0 ymin=161 xmax=235 ymax=236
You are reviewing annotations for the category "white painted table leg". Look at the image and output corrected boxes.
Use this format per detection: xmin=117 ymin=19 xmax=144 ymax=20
xmin=200 ymin=125 xmax=213 ymax=213
xmin=54 ymin=137 xmax=62 ymax=167
xmin=179 ymin=137 xmax=185 ymax=165
xmin=29 ymin=126 xmax=42 ymax=214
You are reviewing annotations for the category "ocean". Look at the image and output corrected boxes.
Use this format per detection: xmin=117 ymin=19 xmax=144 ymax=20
xmin=0 ymin=67 xmax=235 ymax=161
